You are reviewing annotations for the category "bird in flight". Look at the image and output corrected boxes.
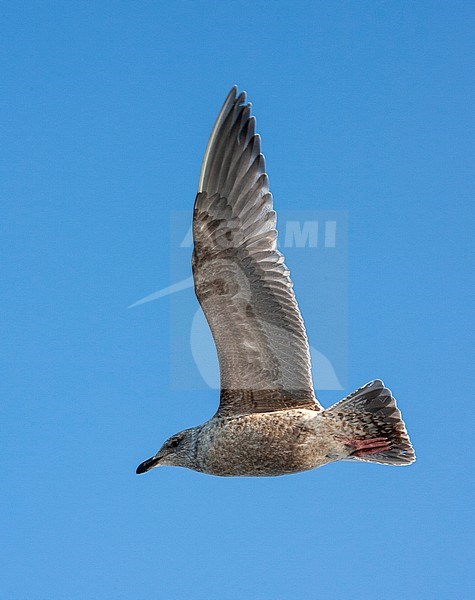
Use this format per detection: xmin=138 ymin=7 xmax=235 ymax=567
xmin=136 ymin=87 xmax=415 ymax=477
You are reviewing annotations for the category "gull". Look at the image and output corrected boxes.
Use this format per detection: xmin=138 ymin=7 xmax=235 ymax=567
xmin=136 ymin=87 xmax=415 ymax=477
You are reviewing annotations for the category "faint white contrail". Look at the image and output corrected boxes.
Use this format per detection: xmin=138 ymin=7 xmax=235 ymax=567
xmin=128 ymin=276 xmax=194 ymax=308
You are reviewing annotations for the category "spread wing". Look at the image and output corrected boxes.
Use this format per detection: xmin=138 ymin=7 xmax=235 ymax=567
xmin=193 ymin=87 xmax=322 ymax=417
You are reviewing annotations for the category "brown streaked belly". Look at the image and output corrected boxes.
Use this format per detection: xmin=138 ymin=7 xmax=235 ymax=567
xmin=196 ymin=411 xmax=327 ymax=477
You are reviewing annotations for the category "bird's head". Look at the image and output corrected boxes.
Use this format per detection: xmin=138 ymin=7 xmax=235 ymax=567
xmin=136 ymin=428 xmax=197 ymax=474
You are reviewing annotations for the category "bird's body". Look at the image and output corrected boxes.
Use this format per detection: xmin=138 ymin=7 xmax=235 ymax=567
xmin=136 ymin=87 xmax=415 ymax=477
xmin=190 ymin=409 xmax=331 ymax=477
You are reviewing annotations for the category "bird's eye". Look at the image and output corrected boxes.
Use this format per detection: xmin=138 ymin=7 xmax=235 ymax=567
xmin=169 ymin=438 xmax=180 ymax=448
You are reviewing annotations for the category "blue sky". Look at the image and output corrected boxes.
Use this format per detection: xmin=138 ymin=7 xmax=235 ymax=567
xmin=1 ymin=2 xmax=473 ymax=598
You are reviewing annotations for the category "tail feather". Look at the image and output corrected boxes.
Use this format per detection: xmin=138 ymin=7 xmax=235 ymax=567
xmin=328 ymin=380 xmax=415 ymax=466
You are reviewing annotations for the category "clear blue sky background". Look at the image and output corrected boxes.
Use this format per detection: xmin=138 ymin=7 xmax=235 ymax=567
xmin=1 ymin=2 xmax=473 ymax=599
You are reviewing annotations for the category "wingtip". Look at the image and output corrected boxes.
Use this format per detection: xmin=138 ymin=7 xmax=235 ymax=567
xmin=236 ymin=90 xmax=247 ymax=106
xmin=226 ymin=85 xmax=239 ymax=103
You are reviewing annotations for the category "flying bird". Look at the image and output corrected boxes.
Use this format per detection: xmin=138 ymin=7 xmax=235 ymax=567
xmin=136 ymin=87 xmax=415 ymax=477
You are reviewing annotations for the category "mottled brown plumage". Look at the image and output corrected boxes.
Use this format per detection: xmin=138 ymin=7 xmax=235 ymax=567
xmin=136 ymin=87 xmax=415 ymax=477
